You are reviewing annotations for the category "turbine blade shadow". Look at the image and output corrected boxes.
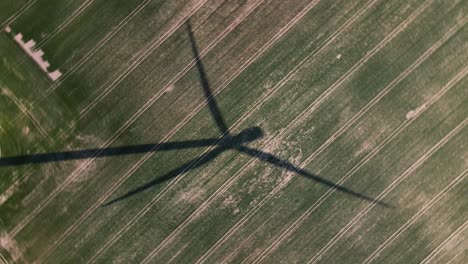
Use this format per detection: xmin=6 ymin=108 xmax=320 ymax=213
xmin=103 ymin=147 xmax=226 ymax=206
xmin=186 ymin=21 xmax=230 ymax=135
xmin=236 ymin=146 xmax=391 ymax=207
xmin=0 ymin=138 xmax=219 ymax=166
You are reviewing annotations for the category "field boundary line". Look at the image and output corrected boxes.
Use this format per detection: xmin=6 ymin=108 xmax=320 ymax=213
xmin=420 ymin=220 xmax=468 ymax=264
xmin=196 ymin=19 xmax=463 ymax=264
xmin=8 ymin=0 xmax=208 ymax=239
xmin=307 ymin=116 xmax=468 ymax=264
xmin=363 ymin=168 xmax=468 ymax=264
xmin=0 ymin=0 xmax=38 ymax=29
xmin=31 ymin=1 xmax=271 ymax=262
xmin=142 ymin=0 xmax=428 ymax=262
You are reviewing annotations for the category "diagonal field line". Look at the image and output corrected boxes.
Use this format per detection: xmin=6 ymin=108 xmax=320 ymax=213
xmin=307 ymin=117 xmax=468 ymax=263
xmin=363 ymin=168 xmax=468 ymax=264
xmin=0 ymin=0 xmax=38 ymax=29
xmin=34 ymin=0 xmax=268 ymax=261
xmin=194 ymin=20 xmax=465 ymax=264
xmin=8 ymin=0 xmax=208 ymax=238
xmin=420 ymin=220 xmax=468 ymax=264
xmin=141 ymin=1 xmax=431 ymax=263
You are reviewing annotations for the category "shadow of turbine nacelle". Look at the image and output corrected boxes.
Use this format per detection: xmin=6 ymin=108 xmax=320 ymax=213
xmin=220 ymin=126 xmax=264 ymax=147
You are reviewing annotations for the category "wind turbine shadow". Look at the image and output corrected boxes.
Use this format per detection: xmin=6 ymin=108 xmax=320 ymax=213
xmin=103 ymin=21 xmax=390 ymax=207
xmin=0 ymin=21 xmax=391 ymax=208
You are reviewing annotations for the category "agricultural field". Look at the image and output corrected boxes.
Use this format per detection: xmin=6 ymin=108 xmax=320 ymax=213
xmin=0 ymin=0 xmax=466 ymax=263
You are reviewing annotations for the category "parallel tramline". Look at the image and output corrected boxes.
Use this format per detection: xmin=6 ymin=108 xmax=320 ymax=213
xmin=51 ymin=0 xmax=380 ymax=260
xmin=81 ymin=0 xmax=340 ymax=260
xmin=15 ymin=2 xmax=330 ymax=258
xmin=0 ymin=0 xmax=38 ymax=29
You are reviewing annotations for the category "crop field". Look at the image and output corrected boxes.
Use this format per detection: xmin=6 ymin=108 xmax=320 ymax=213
xmin=0 ymin=0 xmax=467 ymax=263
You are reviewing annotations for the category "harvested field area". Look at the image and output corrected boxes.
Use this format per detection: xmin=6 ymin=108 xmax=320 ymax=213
xmin=0 ymin=0 xmax=467 ymax=263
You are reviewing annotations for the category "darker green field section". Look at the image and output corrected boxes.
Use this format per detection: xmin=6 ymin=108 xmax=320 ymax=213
xmin=0 ymin=0 xmax=466 ymax=263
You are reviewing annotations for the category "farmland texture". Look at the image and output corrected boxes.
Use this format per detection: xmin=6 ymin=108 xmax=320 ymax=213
xmin=0 ymin=0 xmax=467 ymax=263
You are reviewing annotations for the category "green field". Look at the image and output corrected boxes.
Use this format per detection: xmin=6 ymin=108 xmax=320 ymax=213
xmin=0 ymin=0 xmax=467 ymax=263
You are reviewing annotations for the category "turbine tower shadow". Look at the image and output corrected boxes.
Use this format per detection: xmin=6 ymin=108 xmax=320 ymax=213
xmin=0 ymin=21 xmax=390 ymax=208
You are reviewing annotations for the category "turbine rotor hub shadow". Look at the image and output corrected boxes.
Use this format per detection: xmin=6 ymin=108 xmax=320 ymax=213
xmin=220 ymin=126 xmax=264 ymax=147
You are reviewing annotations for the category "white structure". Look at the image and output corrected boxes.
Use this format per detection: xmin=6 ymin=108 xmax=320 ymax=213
xmin=12 ymin=32 xmax=62 ymax=81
